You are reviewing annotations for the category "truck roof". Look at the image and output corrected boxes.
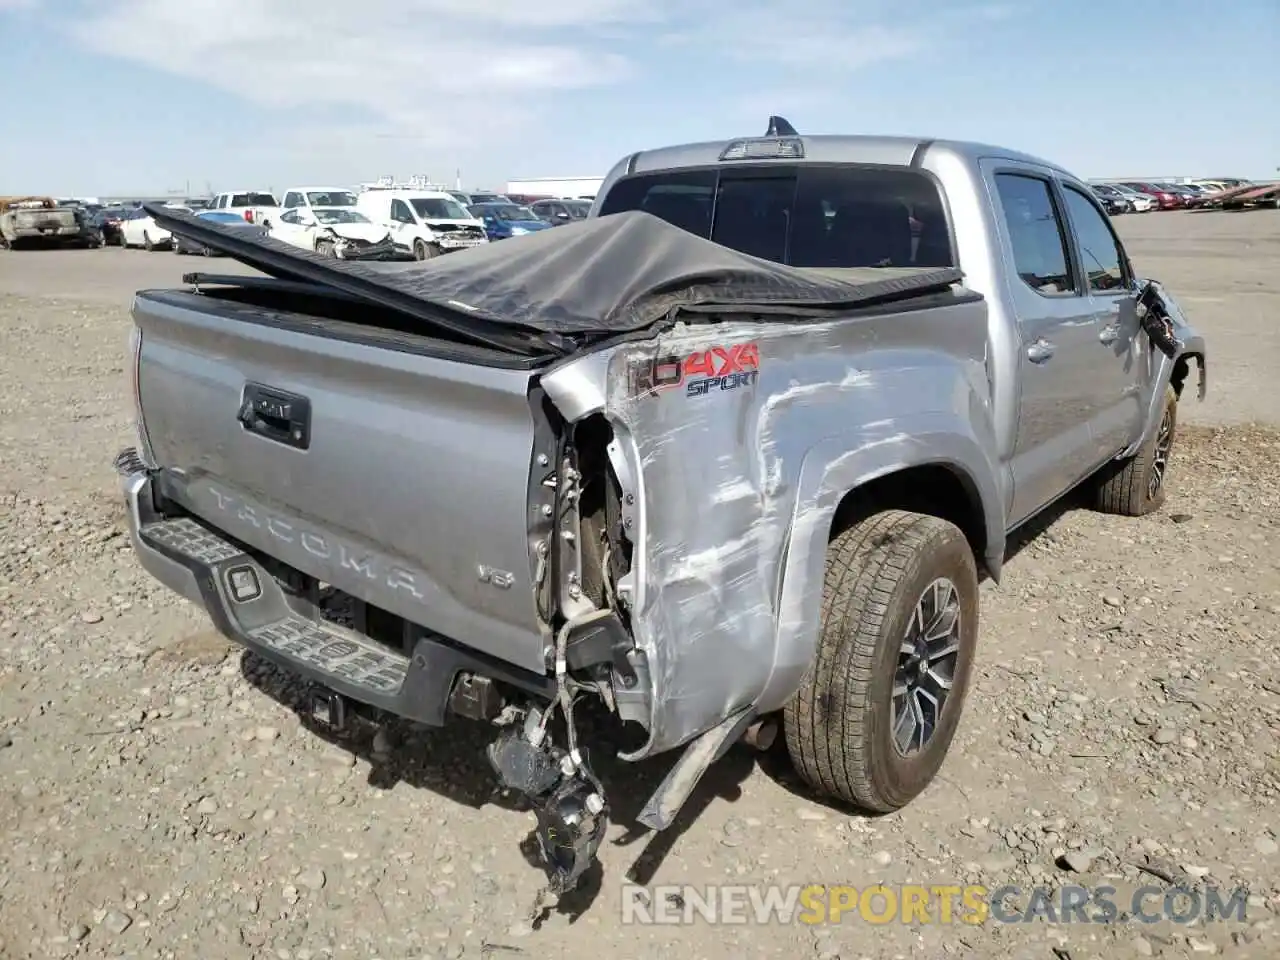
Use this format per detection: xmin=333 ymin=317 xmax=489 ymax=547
xmin=622 ymin=134 xmax=1071 ymax=180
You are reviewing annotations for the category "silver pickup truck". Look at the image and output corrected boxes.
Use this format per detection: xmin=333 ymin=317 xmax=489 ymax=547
xmin=115 ymin=116 xmax=1205 ymax=896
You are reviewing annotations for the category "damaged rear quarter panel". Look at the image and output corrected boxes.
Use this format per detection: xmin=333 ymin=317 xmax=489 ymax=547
xmin=552 ymin=297 xmax=1002 ymax=759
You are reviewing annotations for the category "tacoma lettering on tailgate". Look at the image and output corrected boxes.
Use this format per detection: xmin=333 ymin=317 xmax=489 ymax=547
xmin=207 ymin=485 xmax=425 ymax=599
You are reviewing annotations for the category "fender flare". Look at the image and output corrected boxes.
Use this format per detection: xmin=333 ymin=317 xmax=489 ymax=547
xmin=754 ymin=414 xmax=1006 ymax=713
xmin=1118 ymin=337 xmax=1206 ymax=460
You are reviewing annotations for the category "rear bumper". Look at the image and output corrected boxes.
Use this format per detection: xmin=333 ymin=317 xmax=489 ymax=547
xmin=12 ymin=225 xmax=80 ymax=238
xmin=116 ymin=448 xmax=553 ymax=724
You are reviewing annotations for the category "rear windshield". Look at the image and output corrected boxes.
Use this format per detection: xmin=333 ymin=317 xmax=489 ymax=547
xmin=598 ymin=165 xmax=954 ymax=268
xmin=231 ymin=193 xmax=278 ymax=206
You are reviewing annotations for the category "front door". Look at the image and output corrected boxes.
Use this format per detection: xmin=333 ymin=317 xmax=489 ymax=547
xmin=1057 ymin=183 xmax=1148 ymax=461
xmin=987 ymin=166 xmax=1107 ymax=527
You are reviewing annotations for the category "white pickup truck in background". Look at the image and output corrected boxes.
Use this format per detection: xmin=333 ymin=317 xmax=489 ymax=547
xmin=209 ymin=190 xmax=280 ymax=227
xmin=279 ymin=186 xmax=361 ymax=216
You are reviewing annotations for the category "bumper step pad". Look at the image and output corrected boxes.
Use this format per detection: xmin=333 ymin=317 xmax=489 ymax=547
xmin=138 ymin=516 xmax=409 ymax=698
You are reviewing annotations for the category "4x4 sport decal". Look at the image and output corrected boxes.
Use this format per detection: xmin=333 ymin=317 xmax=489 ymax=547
xmin=629 ymin=342 xmax=761 ymax=399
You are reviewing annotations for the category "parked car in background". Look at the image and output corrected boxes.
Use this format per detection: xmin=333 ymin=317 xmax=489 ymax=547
xmin=529 ymin=198 xmax=592 ymax=225
xmin=91 ymin=207 xmax=130 ymax=245
xmin=1167 ymin=184 xmax=1209 ymax=207
xmin=1104 ymin=183 xmax=1158 ymax=213
xmin=0 ymin=196 xmax=81 ymax=249
xmin=279 ymin=187 xmax=360 ymax=215
xmin=1119 ymin=182 xmax=1184 ymax=210
xmin=1089 ymin=184 xmax=1132 ymax=215
xmin=468 ymin=201 xmax=553 ymax=240
xmin=449 ymin=190 xmax=508 ymax=207
xmin=120 ymin=204 xmax=189 ymax=250
xmin=173 ymin=210 xmax=264 ymax=255
xmin=266 ymin=207 xmax=395 ymax=259
xmin=71 ymin=206 xmax=104 ymax=247
xmin=209 ymin=190 xmax=280 ymax=226
xmin=355 ymin=189 xmax=488 ymax=260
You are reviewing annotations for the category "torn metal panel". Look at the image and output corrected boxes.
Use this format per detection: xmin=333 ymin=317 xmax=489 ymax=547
xmin=541 ymin=293 xmax=1003 ymax=759
xmin=1117 ymin=280 xmax=1207 ymax=460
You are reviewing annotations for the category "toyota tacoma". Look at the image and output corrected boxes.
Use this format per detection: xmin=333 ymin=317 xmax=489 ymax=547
xmin=114 ymin=117 xmax=1205 ymax=898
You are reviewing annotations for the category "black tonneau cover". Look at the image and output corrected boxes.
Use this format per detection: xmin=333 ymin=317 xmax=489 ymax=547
xmin=146 ymin=203 xmax=964 ymax=338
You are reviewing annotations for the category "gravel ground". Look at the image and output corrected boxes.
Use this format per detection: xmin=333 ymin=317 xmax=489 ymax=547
xmin=1 ymin=211 xmax=1278 ymax=960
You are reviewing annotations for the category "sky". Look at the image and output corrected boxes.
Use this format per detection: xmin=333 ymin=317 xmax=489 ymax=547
xmin=1 ymin=0 xmax=1277 ymax=197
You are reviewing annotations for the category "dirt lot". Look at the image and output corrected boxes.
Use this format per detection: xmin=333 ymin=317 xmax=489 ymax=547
xmin=1 ymin=212 xmax=1278 ymax=960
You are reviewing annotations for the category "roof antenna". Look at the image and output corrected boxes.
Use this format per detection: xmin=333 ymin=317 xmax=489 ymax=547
xmin=766 ymin=115 xmax=797 ymax=137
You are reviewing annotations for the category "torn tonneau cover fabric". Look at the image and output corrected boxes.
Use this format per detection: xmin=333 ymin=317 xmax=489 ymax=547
xmin=146 ymin=203 xmax=964 ymax=338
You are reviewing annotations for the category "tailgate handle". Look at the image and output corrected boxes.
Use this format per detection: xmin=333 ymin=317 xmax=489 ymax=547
xmin=238 ymin=383 xmax=311 ymax=450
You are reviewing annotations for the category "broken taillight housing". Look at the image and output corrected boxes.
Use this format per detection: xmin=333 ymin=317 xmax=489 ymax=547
xmin=128 ymin=322 xmax=158 ymax=468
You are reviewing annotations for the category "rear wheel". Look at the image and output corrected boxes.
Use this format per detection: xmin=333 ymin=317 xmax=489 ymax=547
xmin=1094 ymin=385 xmax=1178 ymax=516
xmin=143 ymin=231 xmax=154 ymax=252
xmin=784 ymin=510 xmax=979 ymax=812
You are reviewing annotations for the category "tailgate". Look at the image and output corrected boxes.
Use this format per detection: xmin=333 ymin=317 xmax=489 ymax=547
xmin=133 ymin=291 xmax=549 ymax=674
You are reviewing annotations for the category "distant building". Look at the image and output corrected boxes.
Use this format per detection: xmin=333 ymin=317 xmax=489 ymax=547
xmin=505 ymin=177 xmax=603 ymax=199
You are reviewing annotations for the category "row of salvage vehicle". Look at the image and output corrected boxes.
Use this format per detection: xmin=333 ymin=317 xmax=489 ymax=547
xmin=1089 ymin=177 xmax=1258 ymax=214
xmin=62 ymin=186 xmax=594 ymax=260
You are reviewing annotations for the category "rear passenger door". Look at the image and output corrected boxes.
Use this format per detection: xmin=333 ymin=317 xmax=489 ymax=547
xmin=1057 ymin=183 xmax=1147 ymax=460
xmin=987 ymin=164 xmax=1109 ymax=526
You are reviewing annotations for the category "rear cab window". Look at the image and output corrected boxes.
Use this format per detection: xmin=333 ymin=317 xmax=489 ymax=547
xmin=597 ymin=164 xmax=955 ymax=269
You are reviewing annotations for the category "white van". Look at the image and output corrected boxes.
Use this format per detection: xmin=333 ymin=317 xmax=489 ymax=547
xmin=354 ymin=189 xmax=488 ymax=260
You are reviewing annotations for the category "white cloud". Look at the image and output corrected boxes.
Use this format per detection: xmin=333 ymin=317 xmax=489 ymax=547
xmin=35 ymin=0 xmax=1020 ymax=182
xmin=66 ymin=0 xmax=646 ymax=144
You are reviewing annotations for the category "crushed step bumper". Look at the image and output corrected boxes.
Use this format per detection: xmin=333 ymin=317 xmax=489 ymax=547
xmin=115 ymin=449 xmax=553 ymax=725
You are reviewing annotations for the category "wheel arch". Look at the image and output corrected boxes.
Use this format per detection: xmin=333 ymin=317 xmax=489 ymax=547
xmin=829 ymin=463 xmax=991 ymax=569
xmin=755 ymin=424 xmax=1006 ymax=714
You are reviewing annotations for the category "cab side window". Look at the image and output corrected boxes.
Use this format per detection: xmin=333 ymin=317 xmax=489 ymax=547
xmin=994 ymin=173 xmax=1076 ymax=296
xmin=390 ymin=200 xmax=415 ymax=224
xmin=1061 ymin=186 xmax=1129 ymax=293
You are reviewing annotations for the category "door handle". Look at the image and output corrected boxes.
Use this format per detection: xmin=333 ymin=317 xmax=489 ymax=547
xmin=1098 ymin=323 xmax=1120 ymax=345
xmin=1026 ymin=338 xmax=1056 ymax=363
xmin=238 ymin=383 xmax=311 ymax=450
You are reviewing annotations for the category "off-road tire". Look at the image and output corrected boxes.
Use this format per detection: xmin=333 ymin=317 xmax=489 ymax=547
xmin=1094 ymin=385 xmax=1178 ymax=516
xmin=784 ymin=510 xmax=979 ymax=813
